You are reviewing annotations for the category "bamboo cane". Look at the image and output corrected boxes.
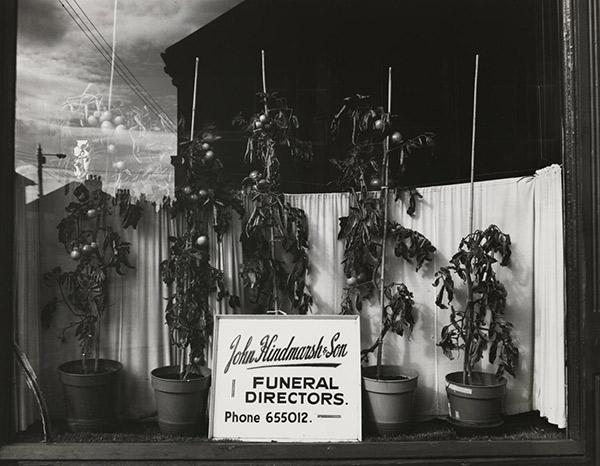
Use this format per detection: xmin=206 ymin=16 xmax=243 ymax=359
xmin=464 ymin=54 xmax=479 ymax=385
xmin=376 ymin=67 xmax=393 ymax=380
xmin=261 ymin=50 xmax=268 ymax=114
xmin=469 ymin=54 xmax=479 ymax=235
xmin=260 ymin=50 xmax=279 ymax=314
xmin=190 ymin=57 xmax=199 ymax=140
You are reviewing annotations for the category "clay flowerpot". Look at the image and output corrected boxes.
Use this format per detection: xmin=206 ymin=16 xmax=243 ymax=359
xmin=151 ymin=365 xmax=211 ymax=435
xmin=445 ymin=371 xmax=507 ymax=428
xmin=58 ymin=358 xmax=122 ymax=432
xmin=362 ymin=365 xmax=418 ymax=435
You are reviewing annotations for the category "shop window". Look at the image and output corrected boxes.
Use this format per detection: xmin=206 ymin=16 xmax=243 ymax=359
xmin=7 ymin=0 xmax=580 ymax=460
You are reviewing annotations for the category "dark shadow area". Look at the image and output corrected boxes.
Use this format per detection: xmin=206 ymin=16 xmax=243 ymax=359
xmin=163 ymin=0 xmax=561 ymax=193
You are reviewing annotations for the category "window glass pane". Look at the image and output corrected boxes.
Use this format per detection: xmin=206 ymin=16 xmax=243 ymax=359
xmin=12 ymin=0 xmax=567 ymax=446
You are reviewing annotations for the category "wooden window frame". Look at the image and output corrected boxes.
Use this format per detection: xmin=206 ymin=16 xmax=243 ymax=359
xmin=1 ymin=0 xmax=599 ymax=463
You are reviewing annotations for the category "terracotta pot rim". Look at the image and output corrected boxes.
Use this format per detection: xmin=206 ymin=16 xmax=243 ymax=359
xmin=151 ymin=365 xmax=211 ymax=381
xmin=58 ymin=358 xmax=122 ymax=377
xmin=151 ymin=366 xmax=212 ymax=394
xmin=362 ymin=364 xmax=418 ymax=382
xmin=445 ymin=370 xmax=507 ymax=389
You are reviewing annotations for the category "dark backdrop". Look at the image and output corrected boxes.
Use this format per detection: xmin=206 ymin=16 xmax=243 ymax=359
xmin=163 ymin=0 xmax=561 ymax=193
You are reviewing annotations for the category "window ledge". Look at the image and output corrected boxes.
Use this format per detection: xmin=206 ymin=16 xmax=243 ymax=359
xmin=0 ymin=439 xmax=585 ymax=462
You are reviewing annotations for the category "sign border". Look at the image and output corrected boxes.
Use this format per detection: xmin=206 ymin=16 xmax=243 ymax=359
xmin=208 ymin=314 xmax=362 ymax=442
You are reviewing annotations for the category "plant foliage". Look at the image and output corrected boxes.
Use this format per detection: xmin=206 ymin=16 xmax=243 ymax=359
xmin=434 ymin=224 xmax=518 ymax=381
xmin=233 ymin=91 xmax=313 ymax=190
xmin=161 ymin=128 xmax=243 ymax=378
xmin=330 ymin=94 xmax=435 ymax=369
xmin=361 ymin=283 xmax=415 ymax=358
xmin=329 ymin=94 xmax=434 ymax=197
xmin=169 ymin=128 xmax=244 ymax=236
xmin=44 ymin=178 xmax=139 ymax=373
xmin=234 ymin=91 xmax=313 ymax=314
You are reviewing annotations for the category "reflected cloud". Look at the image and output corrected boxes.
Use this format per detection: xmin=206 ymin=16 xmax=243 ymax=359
xmin=16 ymin=0 xmax=244 ymax=203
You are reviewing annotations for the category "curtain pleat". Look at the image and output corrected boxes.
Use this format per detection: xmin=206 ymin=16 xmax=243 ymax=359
xmin=532 ymin=165 xmax=566 ymax=428
xmin=13 ymin=176 xmax=41 ymax=431
xmin=206 ymin=213 xmax=245 ymax=366
xmin=285 ymin=193 xmax=350 ymax=315
xmin=100 ymin=204 xmax=173 ymax=420
xmin=208 ymin=213 xmax=245 ymax=316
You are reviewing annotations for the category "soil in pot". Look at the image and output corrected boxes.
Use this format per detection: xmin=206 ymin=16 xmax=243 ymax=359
xmin=362 ymin=365 xmax=418 ymax=435
xmin=151 ymin=365 xmax=211 ymax=435
xmin=445 ymin=371 xmax=507 ymax=428
xmin=58 ymin=358 xmax=122 ymax=432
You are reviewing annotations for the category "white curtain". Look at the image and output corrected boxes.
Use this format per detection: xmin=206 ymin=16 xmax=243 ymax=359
xmin=379 ymin=175 xmax=535 ymax=419
xmin=14 ymin=167 xmax=566 ymax=429
xmin=532 ymin=165 xmax=566 ymax=428
xmin=206 ymin=213 xmax=245 ymax=366
xmin=289 ymin=167 xmax=565 ymax=426
xmin=35 ymin=191 xmax=172 ymax=422
xmin=99 ymin=203 xmax=174 ymax=419
xmin=13 ymin=175 xmax=41 ymax=431
xmin=208 ymin=213 xmax=245 ymax=316
xmin=286 ymin=193 xmax=350 ymax=315
xmin=15 ymin=182 xmax=243 ymax=426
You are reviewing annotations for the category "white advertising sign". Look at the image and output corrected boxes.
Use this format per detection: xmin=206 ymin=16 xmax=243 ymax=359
xmin=209 ymin=315 xmax=362 ymax=442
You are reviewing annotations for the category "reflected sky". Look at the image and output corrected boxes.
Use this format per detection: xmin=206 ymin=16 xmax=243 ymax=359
xmin=16 ymin=0 xmax=243 ymax=203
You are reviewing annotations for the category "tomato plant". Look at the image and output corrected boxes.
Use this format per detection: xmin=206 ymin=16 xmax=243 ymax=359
xmin=44 ymin=179 xmax=140 ymax=373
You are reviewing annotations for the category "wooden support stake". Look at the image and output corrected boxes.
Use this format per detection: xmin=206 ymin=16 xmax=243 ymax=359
xmin=259 ymin=50 xmax=279 ymax=314
xmin=463 ymin=54 xmax=479 ymax=385
xmin=469 ymin=54 xmax=479 ymax=234
xmin=190 ymin=57 xmax=199 ymax=140
xmin=376 ymin=66 xmax=393 ymax=379
xmin=261 ymin=49 xmax=268 ymax=114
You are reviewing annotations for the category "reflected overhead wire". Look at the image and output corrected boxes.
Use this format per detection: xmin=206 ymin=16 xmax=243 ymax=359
xmin=57 ymin=0 xmax=177 ymax=133
xmin=69 ymin=0 xmax=176 ymax=130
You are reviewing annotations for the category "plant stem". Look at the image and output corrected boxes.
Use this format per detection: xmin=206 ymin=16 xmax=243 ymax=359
xmin=463 ymin=262 xmax=474 ymax=385
xmin=94 ymin=313 xmax=101 ymax=373
xmin=261 ymin=79 xmax=278 ymax=314
xmin=179 ymin=347 xmax=186 ymax=379
xmin=259 ymin=193 xmax=278 ymax=314
xmin=56 ymin=282 xmax=84 ymax=318
xmin=376 ymin=144 xmax=391 ymax=379
xmin=82 ymin=350 xmax=87 ymax=375
xmin=270 ymin=225 xmax=278 ymax=312
xmin=376 ymin=69 xmax=393 ymax=378
xmin=213 ymin=205 xmax=225 ymax=317
xmin=375 ymin=340 xmax=383 ymax=379
xmin=179 ymin=262 xmax=189 ymax=379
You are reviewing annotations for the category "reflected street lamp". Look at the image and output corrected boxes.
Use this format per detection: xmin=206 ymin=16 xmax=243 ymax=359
xmin=37 ymin=144 xmax=66 ymax=198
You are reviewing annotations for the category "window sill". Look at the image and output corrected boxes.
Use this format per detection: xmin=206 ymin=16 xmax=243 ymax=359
xmin=0 ymin=439 xmax=585 ymax=463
